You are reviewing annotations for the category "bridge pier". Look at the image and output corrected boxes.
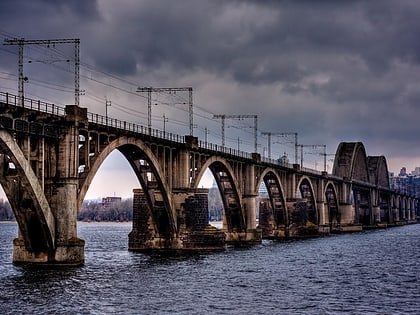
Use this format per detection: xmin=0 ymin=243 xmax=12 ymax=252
xmin=337 ymin=203 xmax=363 ymax=232
xmin=226 ymin=194 xmax=261 ymax=246
xmin=224 ymin=230 xmax=262 ymax=246
xmin=224 ymin=165 xmax=262 ymax=246
xmin=12 ymin=178 xmax=85 ymax=265
xmin=13 ymin=238 xmax=85 ymax=265
xmin=129 ymin=188 xmax=225 ymax=252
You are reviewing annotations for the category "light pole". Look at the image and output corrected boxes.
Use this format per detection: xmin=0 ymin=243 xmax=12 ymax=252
xmin=163 ymin=114 xmax=168 ymax=134
xmin=105 ymin=99 xmax=111 ymax=126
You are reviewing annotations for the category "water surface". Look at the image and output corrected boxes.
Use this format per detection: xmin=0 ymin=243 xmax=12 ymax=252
xmin=1 ymin=222 xmax=419 ymax=314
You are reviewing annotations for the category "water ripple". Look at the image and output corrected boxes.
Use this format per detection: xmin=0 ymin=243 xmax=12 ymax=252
xmin=1 ymin=222 xmax=420 ymax=314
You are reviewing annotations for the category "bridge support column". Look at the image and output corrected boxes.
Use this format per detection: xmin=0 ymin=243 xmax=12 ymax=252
xmin=225 ymin=163 xmax=261 ymax=246
xmin=13 ymin=179 xmax=85 ymax=265
xmin=13 ymin=237 xmax=85 ymax=266
xmin=50 ymin=179 xmax=85 ymax=265
xmin=181 ymin=190 xmax=226 ymax=251
xmin=373 ymin=206 xmax=381 ymax=224
xmin=225 ymin=195 xmax=261 ymax=246
xmin=129 ymin=188 xmax=225 ymax=252
xmin=317 ymin=201 xmax=329 ymax=234
xmin=338 ymin=203 xmax=362 ymax=232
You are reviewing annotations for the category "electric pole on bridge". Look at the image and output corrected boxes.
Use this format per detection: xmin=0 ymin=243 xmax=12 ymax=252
xmin=298 ymin=144 xmax=327 ymax=171
xmin=261 ymin=131 xmax=298 ymax=164
xmin=212 ymin=114 xmax=258 ymax=153
xmin=136 ymin=87 xmax=193 ymax=136
xmin=3 ymin=38 xmax=81 ymax=106
xmin=105 ymin=98 xmax=111 ymax=126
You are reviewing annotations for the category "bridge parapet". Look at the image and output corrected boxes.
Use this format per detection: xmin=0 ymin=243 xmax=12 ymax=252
xmin=129 ymin=188 xmax=225 ymax=251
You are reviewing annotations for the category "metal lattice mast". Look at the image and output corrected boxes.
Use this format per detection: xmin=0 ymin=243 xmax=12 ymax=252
xmin=3 ymin=38 xmax=81 ymax=106
xmin=213 ymin=114 xmax=258 ymax=152
xmin=212 ymin=114 xmax=226 ymax=146
xmin=137 ymin=87 xmax=193 ymax=136
xmin=262 ymin=132 xmax=298 ymax=163
xmin=18 ymin=39 xmax=24 ymax=106
xmin=254 ymin=115 xmax=258 ymax=153
xmin=298 ymin=144 xmax=326 ymax=171
xmin=188 ymin=87 xmax=193 ymax=136
xmin=261 ymin=131 xmax=272 ymax=158
xmin=74 ymin=39 xmax=80 ymax=106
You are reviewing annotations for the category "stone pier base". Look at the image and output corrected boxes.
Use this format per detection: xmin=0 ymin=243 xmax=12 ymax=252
xmin=261 ymin=226 xmax=288 ymax=239
xmin=128 ymin=234 xmax=183 ymax=251
xmin=339 ymin=224 xmax=363 ymax=233
xmin=225 ymin=229 xmax=262 ymax=246
xmin=13 ymin=238 xmax=85 ymax=266
xmin=128 ymin=226 xmax=225 ymax=252
xmin=129 ymin=188 xmax=226 ymax=252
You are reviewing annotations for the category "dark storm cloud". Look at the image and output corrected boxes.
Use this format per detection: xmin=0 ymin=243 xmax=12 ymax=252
xmin=0 ymin=0 xmax=99 ymax=19
xmin=1 ymin=0 xmax=420 ymax=172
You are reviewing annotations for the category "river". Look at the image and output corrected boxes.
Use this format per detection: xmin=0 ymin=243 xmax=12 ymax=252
xmin=0 ymin=221 xmax=420 ymax=314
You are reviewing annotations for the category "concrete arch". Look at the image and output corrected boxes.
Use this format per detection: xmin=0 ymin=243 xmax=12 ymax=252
xmin=333 ymin=142 xmax=369 ymax=182
xmin=324 ymin=182 xmax=340 ymax=230
xmin=296 ymin=176 xmax=318 ymax=225
xmin=0 ymin=130 xmax=55 ymax=252
xmin=256 ymin=168 xmax=288 ymax=227
xmin=193 ymin=156 xmax=241 ymax=193
xmin=254 ymin=167 xmax=285 ymax=196
xmin=78 ymin=136 xmax=176 ymax=234
xmin=194 ymin=156 xmax=244 ymax=231
xmin=367 ymin=156 xmax=390 ymax=188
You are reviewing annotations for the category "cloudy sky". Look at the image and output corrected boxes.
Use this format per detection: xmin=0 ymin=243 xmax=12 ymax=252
xmin=1 ymin=0 xmax=420 ymax=198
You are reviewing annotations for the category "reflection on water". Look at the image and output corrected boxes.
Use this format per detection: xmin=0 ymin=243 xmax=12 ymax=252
xmin=1 ymin=221 xmax=420 ymax=314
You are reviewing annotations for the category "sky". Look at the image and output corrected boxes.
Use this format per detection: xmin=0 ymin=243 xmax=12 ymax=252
xmin=0 ymin=0 xmax=420 ymax=199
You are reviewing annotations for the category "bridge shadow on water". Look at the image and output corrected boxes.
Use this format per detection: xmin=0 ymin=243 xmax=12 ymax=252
xmin=130 ymin=249 xmax=227 ymax=266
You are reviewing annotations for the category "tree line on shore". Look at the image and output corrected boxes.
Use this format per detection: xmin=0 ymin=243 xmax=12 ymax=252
xmin=0 ymin=199 xmax=13 ymax=221
xmin=78 ymin=199 xmax=133 ymax=222
xmin=0 ymin=187 xmax=225 ymax=222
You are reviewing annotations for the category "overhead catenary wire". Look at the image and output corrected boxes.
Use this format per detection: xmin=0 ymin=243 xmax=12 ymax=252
xmin=0 ymin=29 xmax=271 ymax=153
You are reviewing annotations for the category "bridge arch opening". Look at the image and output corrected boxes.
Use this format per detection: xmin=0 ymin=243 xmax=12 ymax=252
xmin=82 ymin=150 xmax=138 ymax=199
xmin=351 ymin=186 xmax=372 ymax=225
xmin=256 ymin=169 xmax=288 ymax=238
xmin=207 ymin=161 xmax=245 ymax=232
xmin=325 ymin=183 xmax=340 ymax=231
xmin=196 ymin=168 xmax=223 ymax=228
xmin=194 ymin=158 xmax=245 ymax=233
xmin=294 ymin=177 xmax=318 ymax=229
xmin=80 ymin=150 xmax=138 ymax=221
xmin=0 ymin=130 xmax=55 ymax=254
xmin=78 ymin=137 xmax=177 ymax=241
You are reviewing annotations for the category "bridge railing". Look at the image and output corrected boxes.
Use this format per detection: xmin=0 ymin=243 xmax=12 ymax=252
xmin=0 ymin=91 xmax=333 ymax=176
xmin=86 ymin=112 xmax=185 ymax=143
xmin=0 ymin=92 xmax=65 ymax=116
xmin=198 ymin=141 xmax=253 ymax=159
xmin=0 ymin=92 xmax=188 ymax=144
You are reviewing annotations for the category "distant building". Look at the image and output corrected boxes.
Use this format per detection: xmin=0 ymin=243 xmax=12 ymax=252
xmin=399 ymin=167 xmax=407 ymax=176
xmin=101 ymin=196 xmax=122 ymax=208
xmin=412 ymin=167 xmax=420 ymax=176
xmin=390 ymin=168 xmax=420 ymax=197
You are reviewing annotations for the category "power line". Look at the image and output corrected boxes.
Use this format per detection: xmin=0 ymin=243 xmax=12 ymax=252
xmin=3 ymin=38 xmax=80 ymax=106
xmin=137 ymin=87 xmax=193 ymax=136
xmin=212 ymin=114 xmax=258 ymax=152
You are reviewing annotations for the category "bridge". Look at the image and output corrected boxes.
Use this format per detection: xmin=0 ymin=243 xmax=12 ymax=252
xmin=0 ymin=91 xmax=416 ymax=266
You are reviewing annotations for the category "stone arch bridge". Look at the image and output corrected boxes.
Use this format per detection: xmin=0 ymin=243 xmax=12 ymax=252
xmin=0 ymin=92 xmax=416 ymax=265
